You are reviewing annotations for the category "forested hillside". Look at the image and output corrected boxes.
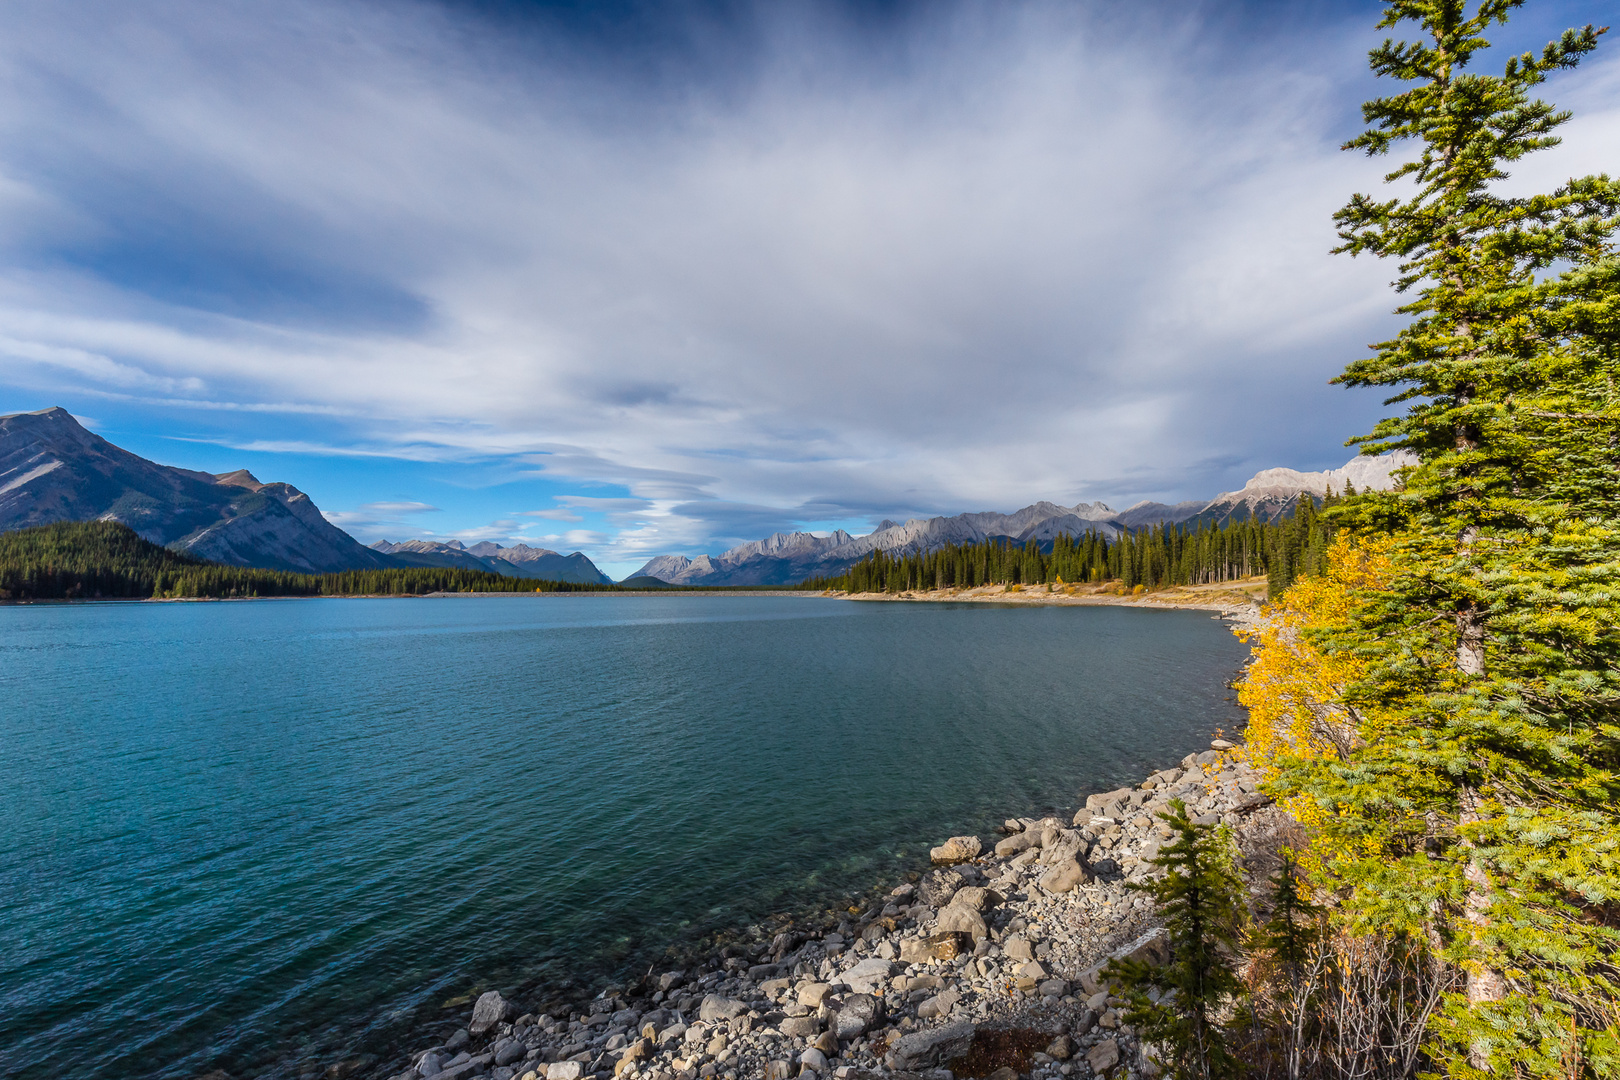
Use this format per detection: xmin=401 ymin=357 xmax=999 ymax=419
xmin=0 ymin=522 xmax=620 ymax=599
xmin=819 ymin=492 xmax=1334 ymax=596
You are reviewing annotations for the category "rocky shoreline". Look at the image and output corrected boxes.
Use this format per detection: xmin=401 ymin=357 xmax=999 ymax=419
xmin=369 ymin=733 xmax=1285 ymax=1080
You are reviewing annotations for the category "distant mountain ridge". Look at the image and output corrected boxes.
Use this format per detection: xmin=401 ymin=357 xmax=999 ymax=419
xmin=369 ymin=538 xmax=612 ymax=584
xmin=628 ymin=451 xmax=1415 ymax=586
xmin=0 ymin=407 xmax=614 ymax=582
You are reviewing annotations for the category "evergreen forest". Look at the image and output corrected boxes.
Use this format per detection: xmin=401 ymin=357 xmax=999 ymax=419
xmin=816 ymin=493 xmax=1333 ymax=598
xmin=0 ymin=521 xmax=621 ymax=599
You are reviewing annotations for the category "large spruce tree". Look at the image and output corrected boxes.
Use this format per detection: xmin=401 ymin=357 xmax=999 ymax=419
xmin=1301 ymin=1 xmax=1620 ymax=1075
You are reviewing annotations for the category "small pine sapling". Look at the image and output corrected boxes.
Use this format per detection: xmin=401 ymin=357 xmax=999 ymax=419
xmin=1105 ymin=799 xmax=1247 ymax=1080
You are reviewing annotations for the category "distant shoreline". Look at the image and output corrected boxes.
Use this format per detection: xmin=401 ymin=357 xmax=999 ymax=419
xmin=0 ymin=582 xmax=1268 ymax=615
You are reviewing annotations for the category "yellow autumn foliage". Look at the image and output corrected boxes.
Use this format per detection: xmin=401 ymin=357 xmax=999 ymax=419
xmin=1236 ymin=535 xmax=1396 ymax=860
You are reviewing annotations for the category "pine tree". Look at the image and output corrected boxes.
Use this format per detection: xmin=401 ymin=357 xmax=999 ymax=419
xmin=1106 ymin=800 xmax=1247 ymax=1080
xmin=1291 ymin=2 xmax=1620 ymax=1075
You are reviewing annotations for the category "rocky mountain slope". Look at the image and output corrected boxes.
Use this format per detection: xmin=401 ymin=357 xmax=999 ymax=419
xmin=0 ymin=407 xmax=394 ymax=574
xmin=629 ymin=452 xmax=1415 ymax=587
xmin=370 ymin=539 xmax=612 ymax=585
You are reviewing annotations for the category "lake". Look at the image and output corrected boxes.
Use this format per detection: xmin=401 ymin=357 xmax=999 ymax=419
xmin=0 ymin=595 xmax=1248 ymax=1080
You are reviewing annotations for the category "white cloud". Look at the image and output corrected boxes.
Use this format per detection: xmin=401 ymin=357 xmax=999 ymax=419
xmin=1 ymin=0 xmax=1613 ymax=555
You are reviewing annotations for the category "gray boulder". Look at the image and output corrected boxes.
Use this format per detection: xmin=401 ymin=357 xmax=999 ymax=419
xmin=889 ymin=1022 xmax=976 ymax=1071
xmin=843 ymin=957 xmax=894 ymax=994
xmin=832 ymin=994 xmax=882 ymax=1040
xmin=935 ymin=903 xmax=989 ymax=942
xmin=918 ymin=868 xmax=964 ymax=908
xmin=469 ymin=991 xmax=510 ymax=1035
xmin=1038 ymin=859 xmax=1087 ymax=894
xmin=698 ymin=994 xmax=749 ymax=1022
xmin=950 ymin=885 xmax=999 ymax=911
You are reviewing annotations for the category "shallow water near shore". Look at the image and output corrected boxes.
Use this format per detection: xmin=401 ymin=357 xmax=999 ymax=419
xmin=0 ymin=595 xmax=1247 ymax=1080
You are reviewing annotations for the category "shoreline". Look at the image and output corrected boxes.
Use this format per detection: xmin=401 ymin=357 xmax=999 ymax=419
xmin=2 ymin=582 xmax=1268 ymax=618
xmin=362 ymin=737 xmax=1281 ymax=1080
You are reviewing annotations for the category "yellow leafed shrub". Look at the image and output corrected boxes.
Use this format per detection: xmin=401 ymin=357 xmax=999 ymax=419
xmin=1237 ymin=534 xmax=1394 ymax=782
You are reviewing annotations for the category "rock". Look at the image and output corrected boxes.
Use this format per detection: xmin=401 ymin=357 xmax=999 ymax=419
xmin=658 ymin=972 xmax=685 ymax=992
xmin=889 ymin=1022 xmax=976 ymax=1071
xmin=762 ymin=978 xmax=792 ymax=998
xmin=918 ymin=869 xmax=964 ymax=908
xmin=1100 ymin=1009 xmax=1119 ymax=1029
xmin=547 ymin=1064 xmax=585 ymax=1080
xmin=1046 ymin=1035 xmax=1073 ymax=1061
xmin=930 ymin=836 xmax=982 ymax=864
xmin=1195 ymin=750 xmax=1221 ymax=766
xmin=798 ymin=983 xmax=834 ymax=1008
xmin=781 ymin=1016 xmax=822 ymax=1039
xmin=993 ymin=834 xmax=1034 ymax=858
xmin=950 ymin=886 xmax=998 ymax=911
xmin=799 ymin=1047 xmax=829 ymax=1073
xmin=899 ymin=932 xmax=962 ymax=963
xmin=698 ymin=995 xmax=749 ymax=1023
xmin=1072 ymin=1008 xmax=1099 ymax=1034
xmin=1040 ymin=828 xmax=1088 ymax=866
xmin=1003 ymin=818 xmax=1025 ymax=833
xmin=1085 ymin=788 xmax=1135 ymax=812
xmin=832 ymin=994 xmax=882 ymax=1040
xmin=1037 ymin=859 xmax=1088 ymax=894
xmin=916 ymin=989 xmax=960 ymax=1019
xmin=658 ymin=1023 xmax=688 ymax=1045
xmin=470 ymin=991 xmax=510 ymax=1035
xmin=765 ymin=1062 xmax=793 ymax=1080
xmin=445 ymin=1030 xmax=470 ymax=1052
xmin=750 ymin=963 xmax=788 ymax=982
xmin=1039 ymin=979 xmax=1069 ymax=998
xmin=934 ymin=903 xmax=988 ymax=942
xmin=812 ymin=1030 xmax=839 ymax=1057
xmin=843 ymin=957 xmax=894 ymax=993
xmin=1003 ymin=936 xmax=1034 ymax=961
xmin=988 ymin=1068 xmax=1019 ymax=1080
xmin=495 ymin=1041 xmax=528 ymax=1067
xmin=1210 ymin=739 xmax=1234 ymax=750
xmin=1079 ymin=928 xmax=1169 ymax=996
xmin=1072 ymin=808 xmax=1093 ymax=827
xmin=1192 ymin=813 xmax=1220 ymax=827
xmin=1017 ymin=960 xmax=1048 ymax=981
xmin=417 ymin=1053 xmax=445 ymax=1077
xmin=1086 ymin=1039 xmax=1120 ymax=1074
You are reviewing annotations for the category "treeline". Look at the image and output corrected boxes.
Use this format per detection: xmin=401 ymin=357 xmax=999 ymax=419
xmin=0 ymin=522 xmax=620 ymax=600
xmin=816 ymin=493 xmax=1335 ymax=596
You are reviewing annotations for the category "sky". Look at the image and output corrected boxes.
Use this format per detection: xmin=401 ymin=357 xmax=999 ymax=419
xmin=1 ymin=0 xmax=1615 ymax=578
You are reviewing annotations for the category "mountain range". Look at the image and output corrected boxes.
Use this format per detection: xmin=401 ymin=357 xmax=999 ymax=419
xmin=0 ymin=407 xmax=611 ymax=582
xmin=368 ymin=538 xmax=612 ymax=584
xmin=628 ymin=451 xmax=1414 ymax=587
xmin=1 ymin=405 xmax=1413 ymax=589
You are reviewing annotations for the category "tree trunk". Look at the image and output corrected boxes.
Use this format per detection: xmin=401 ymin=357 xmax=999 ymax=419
xmin=1459 ymin=786 xmax=1506 ymax=1070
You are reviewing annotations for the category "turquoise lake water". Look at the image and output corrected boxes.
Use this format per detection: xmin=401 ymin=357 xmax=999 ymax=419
xmin=0 ymin=595 xmax=1248 ymax=1080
